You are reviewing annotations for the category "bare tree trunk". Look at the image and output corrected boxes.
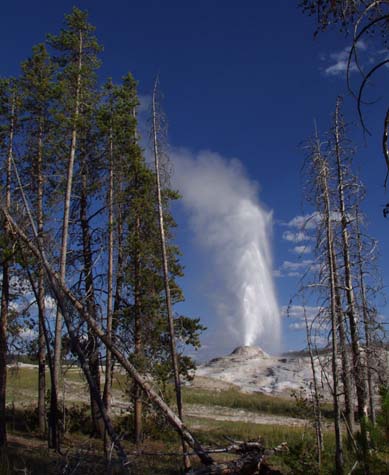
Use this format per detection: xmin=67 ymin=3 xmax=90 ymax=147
xmin=52 ymin=30 xmax=83 ymax=451
xmin=334 ymin=269 xmax=355 ymax=437
xmin=333 ymin=99 xmax=369 ymax=472
xmin=80 ymin=157 xmax=104 ymax=438
xmin=133 ymin=214 xmax=143 ymax=445
xmin=0 ymin=95 xmax=15 ymax=448
xmin=314 ymin=144 xmax=344 ymax=474
xmin=103 ymin=120 xmax=114 ymax=464
xmin=355 ymin=209 xmax=376 ymax=425
xmin=2 ymin=208 xmax=214 ymax=467
xmin=36 ymin=120 xmax=46 ymax=435
xmin=152 ymin=77 xmax=191 ymax=471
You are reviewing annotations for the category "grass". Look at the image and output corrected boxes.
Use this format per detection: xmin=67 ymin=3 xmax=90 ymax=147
xmin=183 ymin=386 xmax=333 ymax=420
xmin=187 ymin=415 xmax=312 ymax=446
xmin=9 ymin=365 xmax=379 ymax=474
xmin=6 ymin=364 xmax=128 ymax=403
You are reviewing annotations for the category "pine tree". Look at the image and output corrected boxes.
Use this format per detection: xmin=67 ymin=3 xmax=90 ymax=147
xmin=304 ymin=133 xmax=344 ymax=474
xmin=19 ymin=42 xmax=57 ymax=436
xmin=0 ymin=79 xmax=18 ymax=448
xmin=46 ymin=6 xmax=102 ymax=449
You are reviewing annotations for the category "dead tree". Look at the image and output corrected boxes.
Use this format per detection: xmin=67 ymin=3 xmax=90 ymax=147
xmin=0 ymin=90 xmax=16 ymax=448
xmin=355 ymin=207 xmax=378 ymax=426
xmin=103 ymin=85 xmax=114 ymax=458
xmin=332 ymin=98 xmax=369 ymax=427
xmin=310 ymin=135 xmax=344 ymax=474
xmin=151 ymin=76 xmax=191 ymax=470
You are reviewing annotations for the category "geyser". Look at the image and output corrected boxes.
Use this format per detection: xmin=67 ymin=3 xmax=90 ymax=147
xmin=172 ymin=149 xmax=281 ymax=352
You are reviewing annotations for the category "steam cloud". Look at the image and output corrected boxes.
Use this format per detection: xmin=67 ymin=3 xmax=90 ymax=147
xmin=172 ymin=149 xmax=281 ymax=354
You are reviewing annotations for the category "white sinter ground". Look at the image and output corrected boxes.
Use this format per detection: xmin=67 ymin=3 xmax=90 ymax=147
xmin=194 ymin=345 xmax=330 ymax=397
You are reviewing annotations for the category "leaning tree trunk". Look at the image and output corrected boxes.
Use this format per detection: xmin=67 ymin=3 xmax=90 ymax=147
xmin=152 ymin=77 xmax=191 ymax=471
xmin=0 ymin=95 xmax=15 ymax=448
xmin=2 ymin=208 xmax=214 ymax=467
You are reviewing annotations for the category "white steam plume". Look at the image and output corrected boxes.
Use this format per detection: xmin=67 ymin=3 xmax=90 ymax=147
xmin=172 ymin=149 xmax=281 ymax=353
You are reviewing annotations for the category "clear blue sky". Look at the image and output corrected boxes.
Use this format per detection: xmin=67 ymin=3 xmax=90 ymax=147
xmin=1 ymin=1 xmax=388 ymax=358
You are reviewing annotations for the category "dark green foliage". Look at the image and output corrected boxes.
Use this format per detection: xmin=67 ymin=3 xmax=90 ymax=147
xmin=98 ymin=74 xmax=205 ymax=399
xmin=0 ymin=7 xmax=208 ymax=459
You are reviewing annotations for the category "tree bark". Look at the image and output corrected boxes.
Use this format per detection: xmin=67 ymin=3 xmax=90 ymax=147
xmin=134 ymin=214 xmax=143 ymax=445
xmin=152 ymin=77 xmax=191 ymax=471
xmin=314 ymin=145 xmax=344 ymax=474
xmin=0 ymin=95 xmax=15 ymax=448
xmin=103 ymin=117 xmax=114 ymax=464
xmin=333 ymin=99 xmax=369 ymax=472
xmin=36 ymin=119 xmax=46 ymax=435
xmin=80 ymin=156 xmax=104 ymax=438
xmin=355 ymin=209 xmax=376 ymax=425
xmin=51 ymin=30 xmax=84 ymax=450
xmin=334 ymin=267 xmax=354 ymax=437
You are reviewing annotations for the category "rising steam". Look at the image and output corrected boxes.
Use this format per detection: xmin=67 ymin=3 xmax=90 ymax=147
xmin=172 ymin=149 xmax=281 ymax=353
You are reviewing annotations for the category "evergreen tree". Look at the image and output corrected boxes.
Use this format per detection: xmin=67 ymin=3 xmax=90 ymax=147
xmin=19 ymin=42 xmax=57 ymax=436
xmin=46 ymin=6 xmax=102 ymax=448
xmin=0 ymin=79 xmax=18 ymax=448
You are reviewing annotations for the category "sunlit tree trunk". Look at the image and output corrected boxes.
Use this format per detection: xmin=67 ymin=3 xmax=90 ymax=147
xmin=0 ymin=94 xmax=15 ymax=448
xmin=355 ymin=209 xmax=376 ymax=425
xmin=333 ymin=99 xmax=369 ymax=472
xmin=152 ymin=77 xmax=191 ymax=471
xmin=36 ymin=119 xmax=47 ymax=435
xmin=313 ymin=141 xmax=344 ymax=474
xmin=51 ymin=30 xmax=83 ymax=450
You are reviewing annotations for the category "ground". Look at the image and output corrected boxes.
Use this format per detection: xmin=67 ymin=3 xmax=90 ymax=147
xmin=1 ymin=361 xmax=330 ymax=474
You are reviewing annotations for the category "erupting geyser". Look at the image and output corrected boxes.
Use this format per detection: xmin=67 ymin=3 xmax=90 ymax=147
xmin=172 ymin=149 xmax=281 ymax=353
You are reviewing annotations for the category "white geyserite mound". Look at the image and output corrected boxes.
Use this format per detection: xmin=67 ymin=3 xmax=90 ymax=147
xmin=195 ymin=345 xmax=330 ymax=397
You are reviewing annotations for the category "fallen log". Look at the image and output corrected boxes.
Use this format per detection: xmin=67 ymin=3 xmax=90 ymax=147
xmin=189 ymin=441 xmax=287 ymax=475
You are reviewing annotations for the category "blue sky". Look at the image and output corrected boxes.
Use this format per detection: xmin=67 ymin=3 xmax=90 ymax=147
xmin=1 ymin=1 xmax=388 ymax=358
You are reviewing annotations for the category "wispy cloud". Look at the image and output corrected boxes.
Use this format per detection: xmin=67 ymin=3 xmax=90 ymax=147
xmin=285 ymin=212 xmax=320 ymax=230
xmin=322 ymin=40 xmax=374 ymax=77
xmin=324 ymin=47 xmax=359 ymax=77
xmin=137 ymin=94 xmax=151 ymax=114
xmin=282 ymin=260 xmax=314 ymax=271
xmin=276 ymin=258 xmax=320 ymax=278
xmin=292 ymin=245 xmax=312 ymax=255
xmin=282 ymin=305 xmax=325 ymax=332
xmin=282 ymin=230 xmax=311 ymax=243
xmin=278 ymin=213 xmax=320 ymax=277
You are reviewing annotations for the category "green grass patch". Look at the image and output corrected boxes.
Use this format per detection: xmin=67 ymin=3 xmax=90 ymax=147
xmin=188 ymin=415 xmax=311 ymax=446
xmin=183 ymin=386 xmax=333 ymax=420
